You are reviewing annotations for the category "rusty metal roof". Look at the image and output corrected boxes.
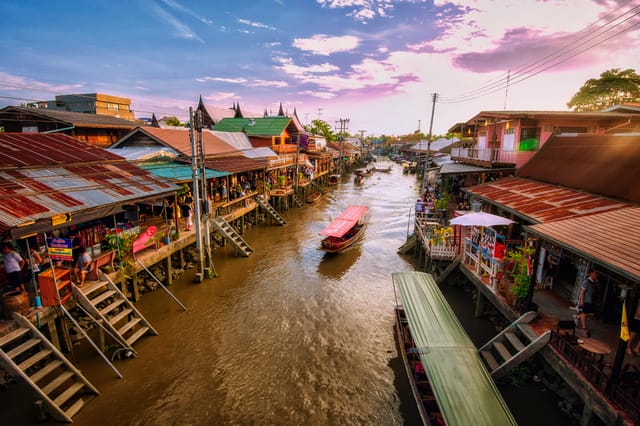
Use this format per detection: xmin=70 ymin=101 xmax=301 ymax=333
xmin=0 ymin=133 xmax=177 ymax=234
xmin=113 ymin=127 xmax=240 ymax=157
xmin=526 ymin=208 xmax=640 ymax=281
xmin=466 ymin=176 xmax=630 ymax=224
xmin=203 ymin=156 xmax=266 ymax=173
xmin=516 ymin=134 xmax=640 ymax=204
xmin=0 ymin=106 xmax=139 ymax=129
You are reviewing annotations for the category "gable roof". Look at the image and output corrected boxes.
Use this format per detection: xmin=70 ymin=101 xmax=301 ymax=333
xmin=0 ymin=105 xmax=139 ymax=129
xmin=516 ymin=134 xmax=640 ymax=203
xmin=213 ymin=117 xmax=292 ymax=136
xmin=112 ymin=127 xmax=240 ymax=157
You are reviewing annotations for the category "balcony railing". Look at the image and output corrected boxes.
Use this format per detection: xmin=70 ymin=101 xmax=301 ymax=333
xmin=451 ymin=148 xmax=536 ymax=168
xmin=272 ymin=144 xmax=298 ymax=154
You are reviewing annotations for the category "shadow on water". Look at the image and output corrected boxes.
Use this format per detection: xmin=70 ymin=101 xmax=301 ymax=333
xmin=316 ymin=245 xmax=362 ymax=280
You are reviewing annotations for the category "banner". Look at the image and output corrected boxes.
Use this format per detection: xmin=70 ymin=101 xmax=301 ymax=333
xmin=621 ymin=300 xmax=630 ymax=342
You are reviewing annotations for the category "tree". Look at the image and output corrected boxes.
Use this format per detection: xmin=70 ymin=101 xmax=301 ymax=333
xmin=165 ymin=116 xmax=182 ymax=126
xmin=567 ymin=68 xmax=640 ymax=112
xmin=304 ymin=119 xmax=336 ymax=142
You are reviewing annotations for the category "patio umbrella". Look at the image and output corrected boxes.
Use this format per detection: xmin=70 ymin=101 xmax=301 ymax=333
xmin=449 ymin=211 xmax=515 ymax=227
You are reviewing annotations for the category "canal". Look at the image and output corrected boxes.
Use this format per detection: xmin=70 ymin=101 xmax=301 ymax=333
xmin=8 ymin=161 xmax=568 ymax=425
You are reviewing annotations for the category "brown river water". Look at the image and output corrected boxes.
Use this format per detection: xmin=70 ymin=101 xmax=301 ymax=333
xmin=5 ymin=161 xmax=568 ymax=425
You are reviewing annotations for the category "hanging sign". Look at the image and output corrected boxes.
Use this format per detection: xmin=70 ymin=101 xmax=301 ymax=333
xmin=47 ymin=238 xmax=73 ymax=261
xmin=52 ymin=213 xmax=72 ymax=226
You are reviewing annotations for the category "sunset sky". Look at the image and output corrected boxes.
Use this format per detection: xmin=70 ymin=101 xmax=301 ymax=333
xmin=1 ymin=0 xmax=638 ymax=136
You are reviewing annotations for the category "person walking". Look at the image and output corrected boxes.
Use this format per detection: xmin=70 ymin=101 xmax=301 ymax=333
xmin=2 ymin=242 xmax=25 ymax=291
xmin=575 ymin=268 xmax=599 ymax=335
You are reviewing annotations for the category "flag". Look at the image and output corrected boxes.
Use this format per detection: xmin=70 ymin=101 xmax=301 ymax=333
xmin=621 ymin=301 xmax=630 ymax=342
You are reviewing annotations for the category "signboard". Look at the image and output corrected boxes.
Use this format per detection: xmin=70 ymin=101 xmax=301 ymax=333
xmin=47 ymin=238 xmax=73 ymax=261
xmin=52 ymin=213 xmax=72 ymax=226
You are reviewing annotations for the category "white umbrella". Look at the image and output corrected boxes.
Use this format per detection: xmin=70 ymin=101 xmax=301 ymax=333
xmin=449 ymin=211 xmax=515 ymax=227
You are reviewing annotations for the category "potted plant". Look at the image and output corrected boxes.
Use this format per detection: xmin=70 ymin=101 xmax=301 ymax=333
xmin=501 ymin=246 xmax=534 ymax=307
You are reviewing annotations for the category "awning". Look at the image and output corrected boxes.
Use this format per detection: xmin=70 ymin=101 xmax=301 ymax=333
xmin=393 ymin=271 xmax=516 ymax=426
xmin=320 ymin=205 xmax=368 ymax=237
xmin=140 ymin=162 xmax=229 ymax=182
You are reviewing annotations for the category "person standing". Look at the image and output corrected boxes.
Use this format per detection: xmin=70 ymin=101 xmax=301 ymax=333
xmin=2 ymin=242 xmax=25 ymax=291
xmin=576 ymin=268 xmax=599 ymax=335
xmin=181 ymin=202 xmax=193 ymax=231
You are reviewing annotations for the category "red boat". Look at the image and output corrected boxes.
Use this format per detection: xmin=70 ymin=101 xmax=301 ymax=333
xmin=319 ymin=205 xmax=368 ymax=253
xmin=306 ymin=191 xmax=321 ymax=203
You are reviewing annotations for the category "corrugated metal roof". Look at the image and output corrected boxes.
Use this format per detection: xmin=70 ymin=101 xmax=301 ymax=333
xmin=113 ymin=127 xmax=240 ymax=157
xmin=106 ymin=147 xmax=179 ymax=161
xmin=209 ymin=130 xmax=253 ymax=149
xmin=242 ymin=147 xmax=277 ymax=158
xmin=526 ymin=208 xmax=640 ymax=281
xmin=213 ymin=117 xmax=291 ymax=136
xmin=0 ymin=133 xmax=177 ymax=233
xmin=0 ymin=106 xmax=139 ymax=129
xmin=439 ymin=163 xmax=508 ymax=175
xmin=466 ymin=177 xmax=629 ymax=224
xmin=204 ymin=156 xmax=267 ymax=173
xmin=139 ymin=162 xmax=229 ymax=182
xmin=517 ymin=134 xmax=640 ymax=203
xmin=0 ymin=132 xmax=127 ymax=167
xmin=408 ymin=138 xmax=459 ymax=152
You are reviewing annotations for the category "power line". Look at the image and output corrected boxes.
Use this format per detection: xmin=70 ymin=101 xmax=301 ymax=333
xmin=440 ymin=3 xmax=640 ymax=104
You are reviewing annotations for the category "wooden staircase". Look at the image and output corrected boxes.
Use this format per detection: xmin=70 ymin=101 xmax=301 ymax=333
xmin=211 ymin=216 xmax=254 ymax=257
xmin=256 ymin=195 xmax=286 ymax=226
xmin=291 ymin=193 xmax=304 ymax=208
xmin=72 ymin=277 xmax=158 ymax=351
xmin=479 ymin=311 xmax=551 ymax=380
xmin=0 ymin=313 xmax=99 ymax=423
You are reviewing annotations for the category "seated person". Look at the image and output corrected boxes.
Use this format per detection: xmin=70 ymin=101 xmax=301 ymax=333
xmin=73 ymin=246 xmax=92 ymax=286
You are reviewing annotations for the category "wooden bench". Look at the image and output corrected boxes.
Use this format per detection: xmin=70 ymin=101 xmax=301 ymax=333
xmin=86 ymin=250 xmax=115 ymax=281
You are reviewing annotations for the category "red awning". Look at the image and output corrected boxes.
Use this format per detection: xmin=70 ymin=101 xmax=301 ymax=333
xmin=320 ymin=205 xmax=368 ymax=237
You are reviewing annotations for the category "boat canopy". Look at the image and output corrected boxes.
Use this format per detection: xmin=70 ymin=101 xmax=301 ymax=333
xmin=393 ymin=271 xmax=517 ymax=426
xmin=320 ymin=205 xmax=368 ymax=238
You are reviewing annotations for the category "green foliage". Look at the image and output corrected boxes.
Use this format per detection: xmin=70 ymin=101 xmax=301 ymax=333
xmin=435 ymin=192 xmax=449 ymax=210
xmin=165 ymin=115 xmax=182 ymax=126
xmin=304 ymin=119 xmax=336 ymax=142
xmin=567 ymin=68 xmax=640 ymax=112
xmin=503 ymin=246 xmax=535 ymax=300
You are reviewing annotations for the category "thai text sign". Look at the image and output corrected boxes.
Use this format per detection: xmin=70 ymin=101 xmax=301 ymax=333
xmin=47 ymin=238 xmax=73 ymax=261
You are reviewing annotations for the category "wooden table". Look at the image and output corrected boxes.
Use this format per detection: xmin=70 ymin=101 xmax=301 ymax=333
xmin=578 ymin=337 xmax=612 ymax=368
xmin=578 ymin=337 xmax=612 ymax=355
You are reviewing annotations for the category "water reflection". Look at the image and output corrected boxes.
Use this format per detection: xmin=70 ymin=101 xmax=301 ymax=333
xmin=317 ymin=245 xmax=362 ymax=280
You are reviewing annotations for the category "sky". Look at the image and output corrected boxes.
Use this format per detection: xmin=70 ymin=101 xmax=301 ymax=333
xmin=1 ymin=0 xmax=639 ymax=137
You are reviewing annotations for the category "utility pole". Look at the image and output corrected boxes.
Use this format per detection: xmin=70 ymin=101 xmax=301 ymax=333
xmin=189 ymin=107 xmax=204 ymax=283
xmin=336 ymin=118 xmax=349 ymax=174
xmin=358 ymin=129 xmax=366 ymax=162
xmin=422 ymin=93 xmax=438 ymax=194
xmin=196 ymin=110 xmax=214 ymax=278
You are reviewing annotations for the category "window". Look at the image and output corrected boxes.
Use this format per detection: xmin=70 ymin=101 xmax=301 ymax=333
xmin=519 ymin=127 xmax=540 ymax=151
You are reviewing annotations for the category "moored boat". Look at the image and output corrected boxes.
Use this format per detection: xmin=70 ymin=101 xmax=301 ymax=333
xmin=320 ymin=205 xmax=368 ymax=253
xmin=306 ymin=191 xmax=321 ymax=203
xmin=393 ymin=271 xmax=516 ymax=426
xmin=328 ymin=174 xmax=342 ymax=185
xmin=374 ymin=166 xmax=392 ymax=172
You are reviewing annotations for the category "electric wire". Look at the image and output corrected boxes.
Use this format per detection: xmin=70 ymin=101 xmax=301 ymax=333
xmin=439 ymin=2 xmax=640 ymax=104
